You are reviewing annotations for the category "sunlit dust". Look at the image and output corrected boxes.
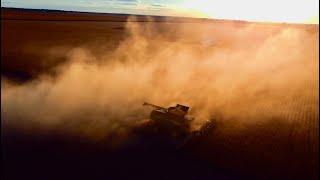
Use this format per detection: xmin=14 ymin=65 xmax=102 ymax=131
xmin=181 ymin=0 xmax=319 ymax=24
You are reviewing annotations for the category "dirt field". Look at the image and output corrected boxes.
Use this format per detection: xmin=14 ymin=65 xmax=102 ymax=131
xmin=1 ymin=8 xmax=319 ymax=180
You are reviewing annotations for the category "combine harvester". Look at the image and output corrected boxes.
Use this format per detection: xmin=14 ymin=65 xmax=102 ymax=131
xmin=141 ymin=102 xmax=216 ymax=149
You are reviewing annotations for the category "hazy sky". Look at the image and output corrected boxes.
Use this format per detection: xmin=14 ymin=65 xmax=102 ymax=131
xmin=1 ymin=0 xmax=319 ymax=24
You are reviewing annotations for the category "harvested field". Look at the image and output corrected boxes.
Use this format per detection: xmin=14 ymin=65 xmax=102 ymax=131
xmin=1 ymin=8 xmax=319 ymax=180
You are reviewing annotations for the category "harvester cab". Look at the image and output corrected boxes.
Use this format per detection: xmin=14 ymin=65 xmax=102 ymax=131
xmin=167 ymin=104 xmax=189 ymax=117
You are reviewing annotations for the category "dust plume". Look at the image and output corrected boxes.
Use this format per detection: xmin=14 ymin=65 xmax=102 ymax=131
xmin=1 ymin=17 xmax=318 ymax=144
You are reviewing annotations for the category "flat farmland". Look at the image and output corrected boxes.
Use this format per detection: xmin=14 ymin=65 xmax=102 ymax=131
xmin=1 ymin=8 xmax=319 ymax=180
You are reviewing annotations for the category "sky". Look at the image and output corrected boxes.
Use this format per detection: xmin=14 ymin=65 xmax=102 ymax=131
xmin=1 ymin=0 xmax=319 ymax=24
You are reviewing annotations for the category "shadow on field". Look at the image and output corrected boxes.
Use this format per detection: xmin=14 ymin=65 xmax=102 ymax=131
xmin=2 ymin=116 xmax=318 ymax=180
xmin=2 ymin=126 xmax=249 ymax=180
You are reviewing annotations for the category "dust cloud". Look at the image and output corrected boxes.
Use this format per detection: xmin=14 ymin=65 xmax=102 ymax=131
xmin=1 ymin=17 xmax=319 ymax=143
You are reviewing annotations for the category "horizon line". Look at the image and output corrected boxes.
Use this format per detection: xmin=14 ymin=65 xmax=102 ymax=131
xmin=1 ymin=7 xmax=318 ymax=26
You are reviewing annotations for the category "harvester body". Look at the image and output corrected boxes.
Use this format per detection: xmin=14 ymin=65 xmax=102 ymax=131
xmin=142 ymin=102 xmax=215 ymax=149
